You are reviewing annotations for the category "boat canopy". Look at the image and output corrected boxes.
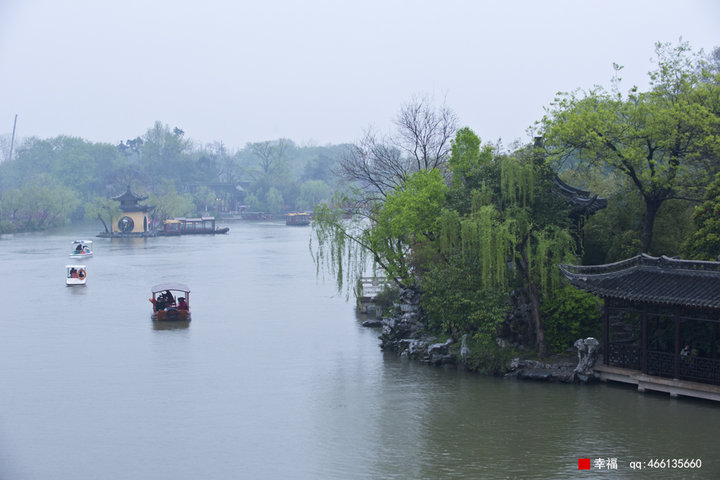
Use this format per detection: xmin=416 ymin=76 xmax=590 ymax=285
xmin=151 ymin=282 xmax=190 ymax=294
xmin=66 ymin=264 xmax=87 ymax=269
xmin=72 ymin=240 xmax=93 ymax=244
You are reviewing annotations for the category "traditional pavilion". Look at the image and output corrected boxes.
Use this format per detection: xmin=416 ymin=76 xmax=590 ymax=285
xmin=560 ymin=254 xmax=720 ymax=390
xmin=552 ymin=176 xmax=608 ymax=218
xmin=111 ymin=186 xmax=153 ymax=235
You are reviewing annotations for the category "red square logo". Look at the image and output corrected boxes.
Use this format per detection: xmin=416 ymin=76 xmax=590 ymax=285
xmin=578 ymin=458 xmax=591 ymax=470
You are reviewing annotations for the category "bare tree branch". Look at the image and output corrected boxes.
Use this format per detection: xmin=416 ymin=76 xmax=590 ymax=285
xmin=335 ymin=96 xmax=457 ymax=201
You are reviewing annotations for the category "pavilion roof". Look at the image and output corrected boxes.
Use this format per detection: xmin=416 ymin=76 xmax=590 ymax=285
xmin=552 ymin=176 xmax=608 ymax=216
xmin=112 ymin=185 xmax=148 ymax=203
xmin=559 ymin=254 xmax=720 ymax=310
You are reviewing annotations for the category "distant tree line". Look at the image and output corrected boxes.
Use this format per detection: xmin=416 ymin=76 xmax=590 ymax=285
xmin=0 ymin=120 xmax=349 ymax=233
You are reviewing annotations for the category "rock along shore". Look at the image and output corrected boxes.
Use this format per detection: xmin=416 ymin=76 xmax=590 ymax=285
xmin=365 ymin=287 xmax=600 ymax=384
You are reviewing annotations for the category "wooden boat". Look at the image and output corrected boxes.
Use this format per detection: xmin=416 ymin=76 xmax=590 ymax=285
xmin=161 ymin=219 xmax=182 ymax=236
xmin=150 ymin=283 xmax=191 ymax=321
xmin=157 ymin=217 xmax=229 ymax=235
xmin=285 ymin=212 xmax=311 ymax=226
xmin=66 ymin=264 xmax=87 ymax=286
xmin=69 ymin=240 xmax=93 ymax=258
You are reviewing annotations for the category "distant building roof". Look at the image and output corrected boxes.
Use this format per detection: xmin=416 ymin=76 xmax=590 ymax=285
xmin=553 ymin=176 xmax=608 ymax=217
xmin=112 ymin=186 xmax=150 ymax=212
xmin=559 ymin=254 xmax=720 ymax=310
xmin=112 ymin=185 xmax=148 ymax=202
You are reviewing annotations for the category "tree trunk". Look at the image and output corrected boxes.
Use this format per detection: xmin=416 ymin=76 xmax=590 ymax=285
xmin=97 ymin=214 xmax=110 ymax=234
xmin=518 ymin=244 xmax=547 ymax=358
xmin=641 ymin=199 xmax=663 ymax=253
xmin=528 ymin=282 xmax=547 ymax=358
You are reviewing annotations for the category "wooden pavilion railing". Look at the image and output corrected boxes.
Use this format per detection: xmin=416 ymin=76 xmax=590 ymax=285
xmin=610 ymin=347 xmax=720 ymax=385
xmin=680 ymin=355 xmax=720 ymax=385
xmin=608 ymin=342 xmax=641 ymax=370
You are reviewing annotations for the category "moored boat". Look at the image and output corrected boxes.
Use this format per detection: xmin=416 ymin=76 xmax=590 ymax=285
xmin=149 ymin=283 xmax=191 ymax=321
xmin=156 ymin=217 xmax=229 ymax=235
xmin=285 ymin=212 xmax=311 ymax=226
xmin=69 ymin=240 xmax=93 ymax=258
xmin=160 ymin=219 xmax=182 ymax=236
xmin=66 ymin=264 xmax=87 ymax=286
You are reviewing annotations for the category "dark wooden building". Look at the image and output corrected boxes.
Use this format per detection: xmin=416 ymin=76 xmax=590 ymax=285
xmin=560 ymin=254 xmax=720 ymax=386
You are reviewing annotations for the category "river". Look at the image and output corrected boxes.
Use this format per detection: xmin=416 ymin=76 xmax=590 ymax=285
xmin=0 ymin=221 xmax=717 ymax=479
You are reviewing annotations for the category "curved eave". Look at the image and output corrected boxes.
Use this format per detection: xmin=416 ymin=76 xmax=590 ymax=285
xmin=560 ymin=263 xmax=720 ymax=311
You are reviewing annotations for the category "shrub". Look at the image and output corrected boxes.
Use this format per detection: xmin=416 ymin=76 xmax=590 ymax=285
xmin=541 ymin=286 xmax=603 ymax=355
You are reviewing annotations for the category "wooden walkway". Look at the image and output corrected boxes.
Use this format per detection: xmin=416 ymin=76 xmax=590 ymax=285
xmin=356 ymin=277 xmax=389 ymax=314
xmin=595 ymin=365 xmax=720 ymax=402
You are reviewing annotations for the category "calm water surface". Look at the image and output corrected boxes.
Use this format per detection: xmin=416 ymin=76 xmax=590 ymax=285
xmin=0 ymin=222 xmax=718 ymax=479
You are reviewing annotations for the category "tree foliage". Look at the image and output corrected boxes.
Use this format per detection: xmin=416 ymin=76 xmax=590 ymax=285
xmin=683 ymin=171 xmax=720 ymax=260
xmin=368 ymin=169 xmax=448 ymax=285
xmin=540 ymin=286 xmax=602 ymax=355
xmin=147 ymin=181 xmax=196 ymax=221
xmin=541 ymin=41 xmax=720 ymax=253
xmin=312 ymin=169 xmax=447 ymax=292
xmin=83 ymin=196 xmax=121 ymax=234
xmin=0 ymin=121 xmax=348 ymax=232
xmin=420 ymin=253 xmax=510 ymax=372
xmin=0 ymin=180 xmax=80 ymax=231
xmin=313 ymin=97 xmax=458 ymax=292
xmin=435 ymin=135 xmax=576 ymax=357
xmin=312 ymin=193 xmax=371 ymax=293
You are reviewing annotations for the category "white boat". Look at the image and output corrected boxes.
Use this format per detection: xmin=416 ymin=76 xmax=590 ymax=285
xmin=69 ymin=240 xmax=93 ymax=258
xmin=66 ymin=265 xmax=87 ymax=286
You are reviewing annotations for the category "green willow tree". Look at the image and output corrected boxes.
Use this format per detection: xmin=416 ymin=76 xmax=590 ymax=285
xmin=541 ymin=41 xmax=720 ymax=253
xmin=313 ymin=98 xmax=457 ymax=292
xmin=312 ymin=169 xmax=447 ymax=292
xmin=435 ymin=129 xmax=576 ymax=357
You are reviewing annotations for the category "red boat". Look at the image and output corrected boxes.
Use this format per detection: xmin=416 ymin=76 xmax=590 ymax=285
xmin=149 ymin=282 xmax=191 ymax=321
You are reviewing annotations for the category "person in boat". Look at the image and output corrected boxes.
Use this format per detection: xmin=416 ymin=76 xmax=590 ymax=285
xmin=163 ymin=290 xmax=175 ymax=306
xmin=69 ymin=267 xmax=78 ymax=278
xmin=75 ymin=244 xmax=83 ymax=253
xmin=177 ymin=297 xmax=188 ymax=310
xmin=155 ymin=295 xmax=167 ymax=311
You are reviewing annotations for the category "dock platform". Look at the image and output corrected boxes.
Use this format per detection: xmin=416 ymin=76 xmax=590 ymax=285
xmin=595 ymin=365 xmax=720 ymax=402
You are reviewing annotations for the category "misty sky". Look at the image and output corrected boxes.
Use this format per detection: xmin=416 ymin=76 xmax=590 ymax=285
xmin=1 ymin=0 xmax=718 ymax=151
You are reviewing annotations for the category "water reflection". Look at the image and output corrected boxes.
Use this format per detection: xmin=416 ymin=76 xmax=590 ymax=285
xmin=107 ymin=236 xmax=152 ymax=251
xmin=152 ymin=319 xmax=191 ymax=331
xmin=67 ymin=285 xmax=88 ymax=295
